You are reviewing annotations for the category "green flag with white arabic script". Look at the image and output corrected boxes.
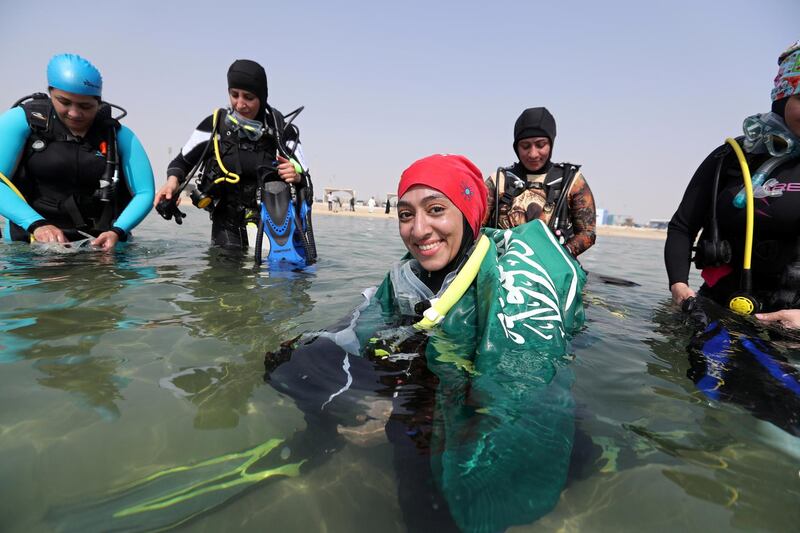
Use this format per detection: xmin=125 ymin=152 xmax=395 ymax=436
xmin=426 ymin=220 xmax=586 ymax=533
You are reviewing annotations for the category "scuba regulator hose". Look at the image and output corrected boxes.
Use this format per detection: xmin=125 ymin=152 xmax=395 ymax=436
xmin=156 ymin=109 xmax=226 ymax=223
xmin=210 ymin=109 xmax=240 ymax=186
xmin=724 ymin=137 xmax=758 ymax=315
xmin=254 ymin=175 xmax=266 ymax=266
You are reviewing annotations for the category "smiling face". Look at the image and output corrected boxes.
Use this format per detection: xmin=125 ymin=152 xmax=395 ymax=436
xmin=516 ymin=136 xmax=552 ymax=172
xmin=49 ymin=88 xmax=99 ymax=137
xmin=397 ymin=185 xmax=464 ymax=272
xmin=228 ymin=88 xmax=260 ymax=120
xmin=784 ymin=95 xmax=800 ymax=138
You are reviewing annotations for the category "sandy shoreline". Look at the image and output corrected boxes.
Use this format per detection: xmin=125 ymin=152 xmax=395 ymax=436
xmin=312 ymin=203 xmax=667 ymax=241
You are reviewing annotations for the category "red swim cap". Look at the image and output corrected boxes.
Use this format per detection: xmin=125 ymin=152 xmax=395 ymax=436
xmin=397 ymin=154 xmax=487 ymax=236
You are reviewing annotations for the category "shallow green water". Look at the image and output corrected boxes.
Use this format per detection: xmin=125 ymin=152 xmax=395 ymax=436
xmin=0 ymin=210 xmax=798 ymax=532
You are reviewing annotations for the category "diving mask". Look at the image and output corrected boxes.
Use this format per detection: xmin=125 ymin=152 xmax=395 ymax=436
xmin=743 ymin=112 xmax=800 ymax=158
xmin=225 ymin=110 xmax=266 ymax=141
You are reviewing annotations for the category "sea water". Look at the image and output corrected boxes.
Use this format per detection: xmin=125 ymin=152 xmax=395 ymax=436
xmin=0 ymin=209 xmax=797 ymax=532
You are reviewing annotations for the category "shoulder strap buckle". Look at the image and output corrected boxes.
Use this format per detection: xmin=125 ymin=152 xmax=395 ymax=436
xmin=20 ymin=94 xmax=53 ymax=133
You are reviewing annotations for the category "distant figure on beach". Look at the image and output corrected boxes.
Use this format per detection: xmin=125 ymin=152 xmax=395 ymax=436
xmin=368 ymin=196 xmax=376 ymax=213
xmin=350 ymin=196 xmax=355 ymax=212
xmin=153 ymin=59 xmax=312 ymax=255
xmin=327 ymin=192 xmax=333 ymax=211
xmin=385 ymin=198 xmax=391 ymax=214
xmin=666 ymin=40 xmax=800 ymax=328
xmin=485 ymin=107 xmax=596 ymax=257
xmin=0 ymin=53 xmax=154 ymax=249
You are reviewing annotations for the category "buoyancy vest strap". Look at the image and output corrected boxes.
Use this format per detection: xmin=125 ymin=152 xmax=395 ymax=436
xmin=547 ymin=163 xmax=580 ymax=233
xmin=30 ymin=194 xmax=88 ymax=230
xmin=544 ymin=163 xmax=578 ymax=203
xmin=18 ymin=94 xmax=52 ymax=132
xmin=496 ymin=167 xmax=524 ymax=212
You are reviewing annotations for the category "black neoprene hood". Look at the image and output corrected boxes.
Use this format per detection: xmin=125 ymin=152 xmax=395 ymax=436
xmin=227 ymin=59 xmax=268 ymax=112
xmin=513 ymin=107 xmax=557 ymax=152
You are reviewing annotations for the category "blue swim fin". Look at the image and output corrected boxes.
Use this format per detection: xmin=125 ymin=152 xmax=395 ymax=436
xmin=740 ymin=337 xmax=800 ymax=398
xmin=695 ymin=321 xmax=731 ymax=401
xmin=297 ymin=185 xmax=317 ymax=264
xmin=257 ymin=181 xmax=308 ymax=267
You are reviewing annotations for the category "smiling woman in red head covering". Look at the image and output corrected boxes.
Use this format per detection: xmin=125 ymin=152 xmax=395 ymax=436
xmin=259 ymin=152 xmax=586 ymax=533
xmin=395 ymin=154 xmax=488 ymax=285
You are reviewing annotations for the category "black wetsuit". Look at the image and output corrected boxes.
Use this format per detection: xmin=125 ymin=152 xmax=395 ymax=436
xmin=168 ymin=109 xmax=305 ymax=248
xmin=264 ymin=331 xmax=461 ymax=532
xmin=665 ymin=143 xmax=800 ymax=310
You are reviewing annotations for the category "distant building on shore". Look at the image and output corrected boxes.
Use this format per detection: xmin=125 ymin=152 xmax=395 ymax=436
xmin=606 ymin=213 xmax=635 ymax=226
xmin=596 ymin=208 xmax=609 ymax=226
xmin=648 ymin=219 xmax=670 ymax=230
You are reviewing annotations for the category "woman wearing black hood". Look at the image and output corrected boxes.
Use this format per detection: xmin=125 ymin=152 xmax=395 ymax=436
xmin=485 ymin=107 xmax=596 ymax=257
xmin=154 ymin=59 xmax=309 ymax=249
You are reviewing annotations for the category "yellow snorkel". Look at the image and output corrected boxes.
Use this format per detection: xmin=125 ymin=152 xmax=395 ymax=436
xmin=0 ymin=170 xmax=37 ymax=243
xmin=0 ymin=170 xmax=27 ymax=203
xmin=414 ymin=233 xmax=491 ymax=330
xmin=724 ymin=137 xmax=759 ymax=315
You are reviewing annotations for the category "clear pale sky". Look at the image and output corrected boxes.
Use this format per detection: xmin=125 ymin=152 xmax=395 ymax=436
xmin=1 ymin=0 xmax=797 ymax=222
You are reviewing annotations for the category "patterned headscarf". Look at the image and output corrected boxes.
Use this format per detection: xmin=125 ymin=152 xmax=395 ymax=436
xmin=772 ymin=40 xmax=800 ymax=102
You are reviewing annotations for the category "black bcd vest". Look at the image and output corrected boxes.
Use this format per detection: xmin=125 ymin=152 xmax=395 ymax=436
xmin=499 ymin=161 xmax=581 ymax=239
xmin=9 ymin=93 xmax=130 ymax=240
xmin=198 ymin=107 xmax=302 ymax=221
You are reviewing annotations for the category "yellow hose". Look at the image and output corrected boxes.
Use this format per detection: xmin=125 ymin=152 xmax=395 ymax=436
xmin=724 ymin=138 xmax=753 ymax=270
xmin=0 ymin=170 xmax=36 ymax=242
xmin=0 ymin=170 xmax=27 ymax=202
xmin=414 ymin=234 xmax=491 ymax=330
xmin=211 ymin=108 xmax=240 ymax=184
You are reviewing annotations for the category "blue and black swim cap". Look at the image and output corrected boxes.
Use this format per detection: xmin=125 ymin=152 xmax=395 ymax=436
xmin=47 ymin=53 xmax=103 ymax=97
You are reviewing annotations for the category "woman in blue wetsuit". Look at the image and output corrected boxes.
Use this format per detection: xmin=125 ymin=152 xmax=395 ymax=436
xmin=0 ymin=53 xmax=154 ymax=250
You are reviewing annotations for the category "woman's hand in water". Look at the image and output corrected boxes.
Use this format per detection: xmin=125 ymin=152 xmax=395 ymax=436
xmin=755 ymin=309 xmax=800 ymax=329
xmin=32 ymin=224 xmax=68 ymax=243
xmin=154 ymin=176 xmax=181 ymax=207
xmin=277 ymin=156 xmax=300 ymax=184
xmin=92 ymin=231 xmax=119 ymax=251
xmin=670 ymin=282 xmax=696 ymax=306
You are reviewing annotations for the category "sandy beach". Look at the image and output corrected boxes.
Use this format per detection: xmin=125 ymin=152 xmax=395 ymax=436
xmin=313 ymin=203 xmax=667 ymax=241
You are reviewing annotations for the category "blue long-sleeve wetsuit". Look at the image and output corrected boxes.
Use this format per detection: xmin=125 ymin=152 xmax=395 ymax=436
xmin=0 ymin=105 xmax=154 ymax=240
